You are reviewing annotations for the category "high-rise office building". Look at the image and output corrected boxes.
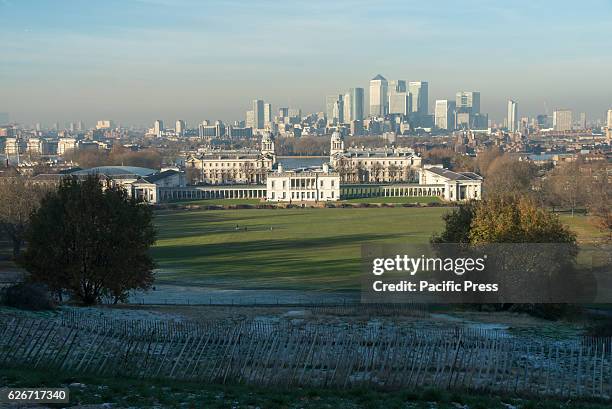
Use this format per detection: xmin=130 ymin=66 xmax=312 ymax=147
xmin=553 ymin=110 xmax=572 ymax=132
xmin=388 ymin=80 xmax=407 ymax=94
xmin=507 ymin=100 xmax=518 ymax=132
xmin=252 ymin=99 xmax=265 ymax=129
xmin=579 ymin=112 xmax=587 ymax=130
xmin=175 ymin=120 xmax=186 ymax=136
xmin=343 ymin=93 xmax=352 ymax=123
xmin=346 ymin=88 xmax=364 ymax=122
xmin=264 ymin=103 xmax=272 ymax=127
xmin=326 ymin=94 xmax=344 ymax=125
xmin=369 ymin=74 xmax=388 ymax=117
xmin=154 ymin=120 xmax=164 ymax=137
xmin=279 ymin=107 xmax=289 ymax=118
xmin=246 ymin=110 xmax=255 ymax=129
xmin=456 ymin=92 xmax=480 ymax=114
xmin=607 ymin=109 xmax=612 ymax=128
xmin=389 ymin=92 xmax=411 ymax=116
xmin=408 ymin=81 xmax=428 ymax=115
xmin=435 ymin=100 xmax=456 ymax=130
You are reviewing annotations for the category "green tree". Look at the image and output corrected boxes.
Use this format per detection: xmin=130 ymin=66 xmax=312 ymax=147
xmin=22 ymin=175 xmax=156 ymax=305
xmin=469 ymin=196 xmax=576 ymax=245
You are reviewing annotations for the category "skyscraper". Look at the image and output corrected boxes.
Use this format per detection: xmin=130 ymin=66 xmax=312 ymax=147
xmin=435 ymin=100 xmax=456 ymax=130
xmin=455 ymin=92 xmax=480 ymax=115
xmin=344 ymin=88 xmax=364 ymax=122
xmin=253 ymin=99 xmax=265 ymax=130
xmin=264 ymin=103 xmax=272 ymax=127
xmin=326 ymin=94 xmax=344 ymax=125
xmin=175 ymin=120 xmax=186 ymax=136
xmin=607 ymin=109 xmax=612 ymax=128
xmin=388 ymin=92 xmax=411 ymax=116
xmin=408 ymin=81 xmax=428 ymax=115
xmin=369 ymin=74 xmax=388 ymax=117
xmin=507 ymin=100 xmax=518 ymax=132
xmin=553 ymin=110 xmax=572 ymax=131
xmin=154 ymin=120 xmax=164 ymax=137
xmin=388 ymin=80 xmax=407 ymax=94
xmin=343 ymin=93 xmax=352 ymax=123
xmin=579 ymin=112 xmax=587 ymax=130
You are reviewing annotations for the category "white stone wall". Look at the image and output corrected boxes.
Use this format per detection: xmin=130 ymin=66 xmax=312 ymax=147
xmin=267 ymin=172 xmax=340 ymax=202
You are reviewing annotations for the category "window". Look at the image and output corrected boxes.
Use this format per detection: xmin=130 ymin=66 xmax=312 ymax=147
xmin=271 ymin=181 xmax=275 ymax=188
xmin=331 ymin=191 xmax=334 ymax=198
xmin=331 ymin=180 xmax=335 ymax=187
xmin=271 ymin=192 xmax=275 ymax=199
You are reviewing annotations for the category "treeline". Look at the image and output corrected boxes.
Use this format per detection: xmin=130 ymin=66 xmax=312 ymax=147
xmin=424 ymin=147 xmax=610 ymax=237
xmin=63 ymin=145 xmax=163 ymax=169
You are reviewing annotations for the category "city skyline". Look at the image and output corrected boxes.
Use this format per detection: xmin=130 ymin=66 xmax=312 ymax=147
xmin=1 ymin=0 xmax=611 ymax=125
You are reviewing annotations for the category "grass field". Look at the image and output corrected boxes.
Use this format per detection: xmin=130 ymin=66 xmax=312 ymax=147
xmin=151 ymin=208 xmax=606 ymax=292
xmin=559 ymin=214 xmax=607 ymax=244
xmin=152 ymin=207 xmax=448 ymax=290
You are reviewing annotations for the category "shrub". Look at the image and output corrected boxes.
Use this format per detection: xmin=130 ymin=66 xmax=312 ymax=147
xmin=2 ymin=283 xmax=56 ymax=310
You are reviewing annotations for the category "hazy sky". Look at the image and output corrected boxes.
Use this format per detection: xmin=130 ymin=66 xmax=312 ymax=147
xmin=1 ymin=0 xmax=611 ymax=127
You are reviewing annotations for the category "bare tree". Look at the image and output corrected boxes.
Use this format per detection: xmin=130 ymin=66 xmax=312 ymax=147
xmin=0 ymin=177 xmax=49 ymax=258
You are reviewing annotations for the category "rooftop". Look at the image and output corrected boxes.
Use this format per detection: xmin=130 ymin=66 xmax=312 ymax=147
xmin=426 ymin=167 xmax=482 ymax=181
xmin=70 ymin=166 xmax=156 ymax=177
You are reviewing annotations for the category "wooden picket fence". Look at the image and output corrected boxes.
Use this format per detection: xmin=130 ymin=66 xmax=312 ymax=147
xmin=0 ymin=313 xmax=611 ymax=399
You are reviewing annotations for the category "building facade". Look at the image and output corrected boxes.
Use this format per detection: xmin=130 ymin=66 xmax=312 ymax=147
xmin=553 ymin=110 xmax=572 ymax=131
xmin=419 ymin=165 xmax=482 ymax=201
xmin=507 ymin=100 xmax=518 ymax=133
xmin=408 ymin=81 xmax=428 ymax=116
xmin=369 ymin=74 xmax=388 ymax=117
xmin=266 ymin=163 xmax=340 ymax=202
xmin=329 ymin=132 xmax=422 ymax=183
xmin=435 ymin=100 xmax=456 ymax=130
xmin=185 ymin=132 xmax=276 ymax=184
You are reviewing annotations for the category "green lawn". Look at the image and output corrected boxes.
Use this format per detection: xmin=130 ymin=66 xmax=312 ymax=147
xmin=342 ymin=196 xmax=441 ymax=204
xmin=152 ymin=207 xmax=448 ymax=290
xmin=559 ymin=214 xmax=607 ymax=244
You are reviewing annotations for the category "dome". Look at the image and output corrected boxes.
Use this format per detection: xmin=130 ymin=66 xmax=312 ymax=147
xmin=331 ymin=131 xmax=343 ymax=141
xmin=261 ymin=131 xmax=272 ymax=140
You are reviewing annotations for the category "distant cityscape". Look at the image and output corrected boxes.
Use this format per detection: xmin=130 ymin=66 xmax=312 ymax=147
xmin=0 ymin=72 xmax=610 ymax=206
xmin=2 ymin=73 xmax=612 ymax=139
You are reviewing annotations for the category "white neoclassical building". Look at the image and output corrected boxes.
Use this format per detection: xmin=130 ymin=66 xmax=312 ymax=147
xmin=266 ymin=163 xmax=340 ymax=202
xmin=185 ymin=132 xmax=276 ymax=184
xmin=419 ymin=165 xmax=482 ymax=201
xmin=329 ymin=132 xmax=422 ymax=183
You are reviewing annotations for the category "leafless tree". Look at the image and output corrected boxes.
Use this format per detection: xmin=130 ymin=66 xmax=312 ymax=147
xmin=0 ymin=177 xmax=49 ymax=258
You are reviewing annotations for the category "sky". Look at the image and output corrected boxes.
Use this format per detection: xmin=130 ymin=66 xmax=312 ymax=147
xmin=1 ymin=0 xmax=611 ymax=127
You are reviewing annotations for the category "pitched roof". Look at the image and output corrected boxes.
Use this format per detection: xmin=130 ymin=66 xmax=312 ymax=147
xmin=371 ymin=74 xmax=386 ymax=81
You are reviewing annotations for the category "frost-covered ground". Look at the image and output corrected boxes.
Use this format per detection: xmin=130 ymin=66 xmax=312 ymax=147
xmin=128 ymin=282 xmax=358 ymax=305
